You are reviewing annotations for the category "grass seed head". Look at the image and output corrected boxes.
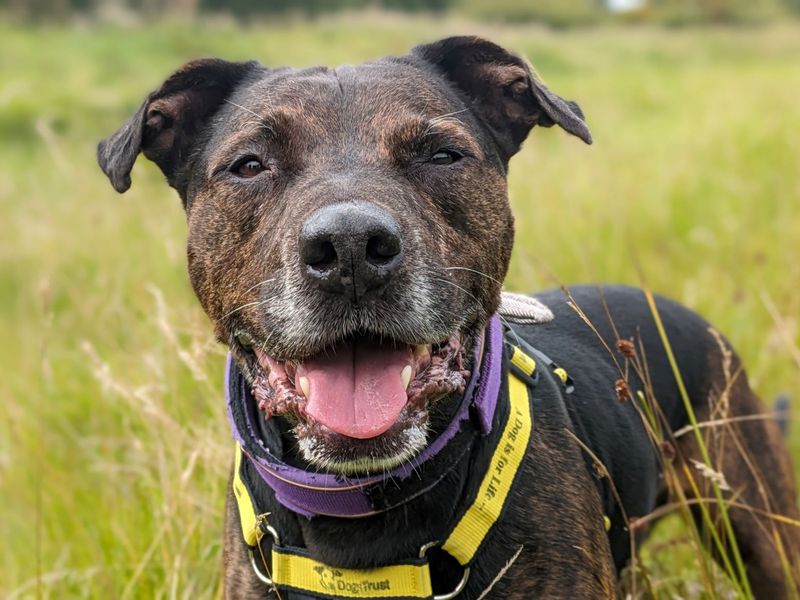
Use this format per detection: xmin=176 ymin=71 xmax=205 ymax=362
xmin=615 ymin=378 xmax=631 ymax=402
xmin=616 ymin=338 xmax=636 ymax=359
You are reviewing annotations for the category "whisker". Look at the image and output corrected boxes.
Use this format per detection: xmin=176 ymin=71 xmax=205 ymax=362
xmin=224 ymin=99 xmax=273 ymax=131
xmin=431 ymin=108 xmax=469 ymax=121
xmin=495 ymin=313 xmax=522 ymax=347
xmin=241 ymin=119 xmax=275 ymax=135
xmin=428 ymin=276 xmax=480 ymax=304
xmin=243 ymin=278 xmax=276 ymax=295
xmin=224 ymin=99 xmax=263 ymax=120
xmin=441 ymin=265 xmax=504 ymax=287
xmin=223 ymin=299 xmax=268 ymax=320
xmin=429 ymin=273 xmax=522 ymax=346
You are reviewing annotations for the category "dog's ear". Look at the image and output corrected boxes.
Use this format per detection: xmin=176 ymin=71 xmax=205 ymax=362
xmin=413 ymin=36 xmax=592 ymax=161
xmin=97 ymin=58 xmax=260 ymax=194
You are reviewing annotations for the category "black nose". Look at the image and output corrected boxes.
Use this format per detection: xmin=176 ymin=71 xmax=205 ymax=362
xmin=299 ymin=202 xmax=403 ymax=303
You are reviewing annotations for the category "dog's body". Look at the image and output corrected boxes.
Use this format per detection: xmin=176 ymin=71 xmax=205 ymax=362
xmin=219 ymin=286 xmax=800 ymax=599
xmin=98 ymin=37 xmax=800 ymax=598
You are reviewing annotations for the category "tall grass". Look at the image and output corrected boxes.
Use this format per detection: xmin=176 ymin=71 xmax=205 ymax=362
xmin=1 ymin=14 xmax=799 ymax=598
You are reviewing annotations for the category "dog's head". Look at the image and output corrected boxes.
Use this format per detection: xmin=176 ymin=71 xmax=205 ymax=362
xmin=98 ymin=37 xmax=590 ymax=475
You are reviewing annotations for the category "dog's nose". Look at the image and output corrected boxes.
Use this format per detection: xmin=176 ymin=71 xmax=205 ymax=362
xmin=299 ymin=202 xmax=403 ymax=302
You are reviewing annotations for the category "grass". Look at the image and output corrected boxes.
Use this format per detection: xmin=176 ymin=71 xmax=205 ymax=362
xmin=1 ymin=12 xmax=799 ymax=598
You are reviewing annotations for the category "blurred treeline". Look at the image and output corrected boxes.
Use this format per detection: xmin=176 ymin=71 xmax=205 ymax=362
xmin=3 ymin=0 xmax=799 ymax=27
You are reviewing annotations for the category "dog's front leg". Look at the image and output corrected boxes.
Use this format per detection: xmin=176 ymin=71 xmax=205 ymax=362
xmin=472 ymin=426 xmax=617 ymax=600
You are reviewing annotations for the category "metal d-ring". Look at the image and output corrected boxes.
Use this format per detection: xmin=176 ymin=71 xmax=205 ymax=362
xmin=248 ymin=521 xmax=281 ymax=586
xmin=419 ymin=542 xmax=471 ymax=600
xmin=248 ymin=548 xmax=273 ymax=585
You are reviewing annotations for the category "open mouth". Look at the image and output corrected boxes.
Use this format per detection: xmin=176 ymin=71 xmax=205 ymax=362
xmin=248 ymin=333 xmax=470 ymax=472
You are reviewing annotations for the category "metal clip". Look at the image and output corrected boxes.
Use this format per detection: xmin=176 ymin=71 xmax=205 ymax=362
xmin=420 ymin=542 xmax=471 ymax=600
xmin=248 ymin=515 xmax=280 ymax=586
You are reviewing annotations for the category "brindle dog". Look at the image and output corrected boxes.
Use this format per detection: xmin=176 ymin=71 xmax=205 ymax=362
xmin=98 ymin=37 xmax=800 ymax=599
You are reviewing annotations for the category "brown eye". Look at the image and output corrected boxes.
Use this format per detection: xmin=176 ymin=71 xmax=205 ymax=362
xmin=430 ymin=149 xmax=462 ymax=166
xmin=233 ymin=157 xmax=265 ymax=178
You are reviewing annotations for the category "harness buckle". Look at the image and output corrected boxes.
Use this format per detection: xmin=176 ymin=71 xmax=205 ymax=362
xmin=256 ymin=513 xmax=280 ymax=544
xmin=419 ymin=542 xmax=471 ymax=600
xmin=248 ymin=515 xmax=280 ymax=586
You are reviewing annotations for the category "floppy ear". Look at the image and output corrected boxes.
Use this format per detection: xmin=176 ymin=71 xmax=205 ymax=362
xmin=412 ymin=36 xmax=592 ymax=162
xmin=97 ymin=58 xmax=260 ymax=195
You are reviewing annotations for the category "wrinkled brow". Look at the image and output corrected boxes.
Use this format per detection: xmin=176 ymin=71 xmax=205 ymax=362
xmin=384 ymin=112 xmax=484 ymax=159
xmin=206 ymin=108 xmax=308 ymax=176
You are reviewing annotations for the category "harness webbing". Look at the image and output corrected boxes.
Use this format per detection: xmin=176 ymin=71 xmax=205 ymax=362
xmin=231 ymin=339 xmax=539 ymax=599
xmin=232 ymin=439 xmax=263 ymax=548
xmin=441 ymin=350 xmax=533 ymax=566
xmin=272 ymin=548 xmax=433 ymax=599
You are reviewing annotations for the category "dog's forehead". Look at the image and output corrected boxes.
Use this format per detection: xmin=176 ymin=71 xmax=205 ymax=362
xmin=227 ymin=59 xmax=463 ymax=129
xmin=202 ymin=59 xmax=485 ymax=169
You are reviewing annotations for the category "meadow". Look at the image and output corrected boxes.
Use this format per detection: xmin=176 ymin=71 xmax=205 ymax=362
xmin=1 ymin=13 xmax=799 ymax=598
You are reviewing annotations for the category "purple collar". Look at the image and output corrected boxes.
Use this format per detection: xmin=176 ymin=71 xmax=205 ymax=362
xmin=226 ymin=315 xmax=504 ymax=518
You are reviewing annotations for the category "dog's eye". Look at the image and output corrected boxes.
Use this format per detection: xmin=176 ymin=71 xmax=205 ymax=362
xmin=232 ymin=157 xmax=265 ymax=178
xmin=430 ymin=149 xmax=462 ymax=166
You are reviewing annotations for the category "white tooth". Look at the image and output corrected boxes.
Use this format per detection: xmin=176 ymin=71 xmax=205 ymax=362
xmin=299 ymin=376 xmax=310 ymax=397
xmin=401 ymin=365 xmax=413 ymax=390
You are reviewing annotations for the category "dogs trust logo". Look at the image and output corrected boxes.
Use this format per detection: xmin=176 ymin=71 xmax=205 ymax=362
xmin=313 ymin=566 xmax=391 ymax=594
xmin=313 ymin=566 xmax=342 ymax=592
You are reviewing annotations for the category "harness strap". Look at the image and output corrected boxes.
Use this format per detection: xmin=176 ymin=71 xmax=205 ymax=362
xmin=232 ymin=340 xmax=536 ymax=599
xmin=272 ymin=548 xmax=432 ymax=599
xmin=441 ymin=349 xmax=533 ymax=566
xmin=232 ymin=440 xmax=264 ymax=547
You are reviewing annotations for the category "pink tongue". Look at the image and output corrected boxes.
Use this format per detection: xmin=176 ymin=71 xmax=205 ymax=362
xmin=297 ymin=340 xmax=412 ymax=439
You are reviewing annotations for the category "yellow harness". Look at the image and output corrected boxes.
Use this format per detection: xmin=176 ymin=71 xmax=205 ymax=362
xmin=232 ymin=345 xmax=537 ymax=599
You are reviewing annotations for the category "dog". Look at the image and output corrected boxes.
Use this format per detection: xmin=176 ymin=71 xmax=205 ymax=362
xmin=98 ymin=36 xmax=800 ymax=599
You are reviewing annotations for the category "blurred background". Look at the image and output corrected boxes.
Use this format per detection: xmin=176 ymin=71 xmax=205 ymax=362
xmin=5 ymin=0 xmax=800 ymax=25
xmin=1 ymin=0 xmax=798 ymax=597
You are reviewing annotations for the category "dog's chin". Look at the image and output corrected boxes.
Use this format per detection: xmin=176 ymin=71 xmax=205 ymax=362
xmin=293 ymin=411 xmax=430 ymax=475
xmin=243 ymin=332 xmax=470 ymax=476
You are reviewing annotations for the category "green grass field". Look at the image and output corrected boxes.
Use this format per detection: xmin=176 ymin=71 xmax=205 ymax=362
xmin=1 ymin=13 xmax=799 ymax=598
